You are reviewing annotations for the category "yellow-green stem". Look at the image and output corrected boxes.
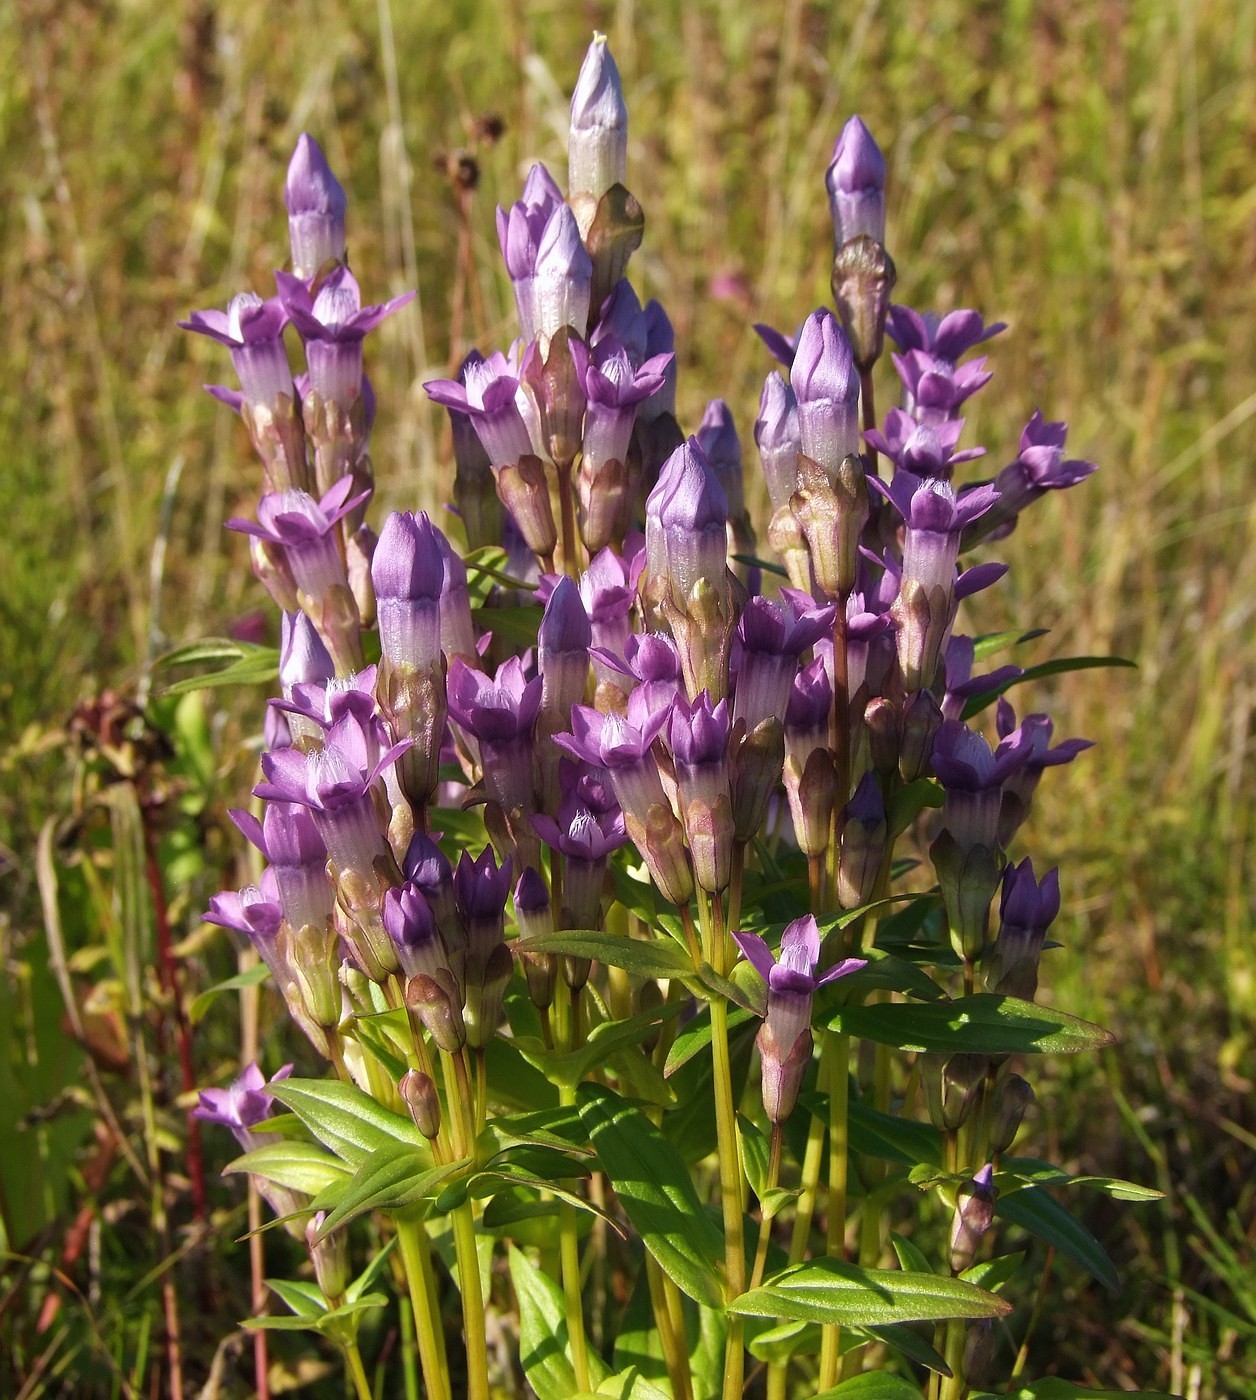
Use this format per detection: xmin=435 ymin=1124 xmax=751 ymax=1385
xmin=818 ymin=1028 xmax=851 ymax=1389
xmin=644 ymin=1254 xmax=693 ymax=1400
xmin=710 ymin=994 xmax=746 ymax=1400
xmin=343 ymin=1336 xmax=374 ymax=1400
xmin=395 ymin=1218 xmax=452 ymax=1400
xmin=451 ymin=1203 xmax=490 ymax=1400
xmin=749 ymin=1125 xmax=784 ymax=1291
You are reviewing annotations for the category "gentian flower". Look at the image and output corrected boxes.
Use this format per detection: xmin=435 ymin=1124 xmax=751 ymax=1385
xmin=825 ymin=116 xmax=887 ymax=248
xmin=984 ymin=859 xmax=1061 ymax=1000
xmin=790 ymin=309 xmax=860 ymax=481
xmin=278 ymin=266 xmax=414 ymax=411
xmin=496 ymin=164 xmax=566 ymax=342
xmin=994 ymin=698 xmax=1092 ymax=845
xmin=568 ymin=34 xmax=629 ymax=203
xmin=229 ymin=801 xmax=332 ymax=936
xmin=733 ymin=593 xmax=835 ymax=735
xmin=970 ymin=411 xmax=1098 ymax=543
xmin=181 ymin=293 xmax=293 ymax=417
xmin=734 ymin=915 xmax=865 ymax=1122
xmin=372 ymin=510 xmax=446 ymax=673
xmin=453 ymin=848 xmax=515 ymax=1048
xmin=886 ymin=306 xmax=1006 ymax=365
xmin=783 ymin=656 xmax=836 ymax=857
xmin=755 ymin=371 xmax=802 ymax=512
xmin=285 ymin=134 xmax=347 ymax=280
xmin=194 ymin=1062 xmax=294 ymax=1154
xmin=667 ymin=691 xmax=733 ymax=892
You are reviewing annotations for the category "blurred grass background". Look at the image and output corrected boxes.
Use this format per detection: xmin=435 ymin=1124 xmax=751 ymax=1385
xmin=2 ymin=0 xmax=1255 ymax=1392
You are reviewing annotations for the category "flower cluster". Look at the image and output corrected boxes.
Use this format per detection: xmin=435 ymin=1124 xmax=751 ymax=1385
xmin=184 ymin=41 xmax=1105 ymax=1400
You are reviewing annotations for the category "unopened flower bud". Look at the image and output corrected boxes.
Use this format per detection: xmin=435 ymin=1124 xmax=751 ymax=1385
xmin=306 ymin=1212 xmax=349 ymax=1303
xmin=406 ymin=970 xmax=466 ymax=1053
xmin=495 ymin=455 xmax=558 ymax=561
xmin=568 ymin=35 xmax=628 ymax=204
xmin=464 ymin=941 xmax=515 ymax=1050
xmin=864 ymin=696 xmax=899 ymax=775
xmin=286 ymin=135 xmax=347 ymax=279
xmin=989 ymin=1074 xmax=1034 ymax=1154
xmin=791 ymin=453 xmax=868 ymax=600
xmin=963 ymin=1318 xmax=999 ymax=1389
xmin=825 ymin=116 xmax=886 ymax=249
xmin=950 ymin=1165 xmax=996 ymax=1273
xmin=523 ymin=328 xmax=588 ymax=469
xmin=399 ymin=1069 xmax=442 ymax=1140
xmin=925 ymin=1052 xmax=987 ymax=1132
xmin=837 ymin=771 xmax=887 ymax=909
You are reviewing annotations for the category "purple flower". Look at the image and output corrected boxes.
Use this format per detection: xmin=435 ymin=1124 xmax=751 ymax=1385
xmin=280 ymin=611 xmax=335 ymax=697
xmin=230 ymin=802 xmax=332 ymax=936
xmin=825 ymin=116 xmax=887 ymax=247
xmin=893 ymin=349 xmax=992 ymax=425
xmin=790 ymin=310 xmax=860 ymax=479
xmin=453 ymin=847 xmax=515 ymax=1046
xmin=579 ymin=542 xmax=645 ymax=685
xmin=554 ymin=703 xmax=668 ymax=829
xmin=194 ymin=1062 xmax=294 ymax=1153
xmin=496 ymin=165 xmax=566 ymax=341
xmin=286 ymin=135 xmax=347 ymax=279
xmin=984 ymin=859 xmax=1061 ymax=1000
xmin=994 ymin=698 xmax=1092 ymax=845
xmin=886 ymin=306 xmax=1006 ymax=366
xmin=383 ymin=882 xmax=453 ymax=981
xmin=181 ymin=293 xmax=293 ymax=414
xmin=645 ymin=438 xmax=729 ymax=610
xmin=976 ymin=412 xmax=1098 ymax=541
xmin=753 ymin=320 xmax=801 ymax=369
xmin=447 ymin=656 xmax=542 ymax=816
xmin=372 ymin=511 xmax=447 ymax=671
xmin=940 ymin=636 xmax=1023 ymax=722
xmin=568 ymin=35 xmax=628 ymax=202
xmin=930 ymin=718 xmax=1030 ymax=855
xmin=424 ymin=349 xmax=537 ymax=469
xmin=755 ymin=372 xmax=802 ymax=512
xmin=863 ymin=407 xmax=985 ymax=478
xmin=640 ymin=300 xmax=678 ymax=420
xmin=278 ymin=267 xmax=414 ymax=409
xmin=203 ymin=883 xmax=285 ymax=977
xmin=735 ymin=916 xmax=865 ymax=1121
xmin=697 ymin=399 xmax=746 ymax=520
xmin=582 ymin=338 xmax=671 ymax=474
xmin=733 ymin=594 xmax=835 ymax=734
xmin=228 ymin=476 xmax=367 ymax=602
xmin=534 ymin=203 xmax=594 ymax=343
xmin=436 ymin=531 xmax=479 ymax=662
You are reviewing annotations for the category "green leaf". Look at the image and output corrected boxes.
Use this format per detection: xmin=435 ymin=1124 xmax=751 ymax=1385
xmin=999 ymin=1156 xmax=1162 ymax=1202
xmin=739 ymin=1115 xmax=771 ymax=1201
xmin=189 ymin=962 xmax=270 ymax=1023
xmin=593 ymin=1368 xmax=673 ymax=1400
xmin=829 ymin=994 xmax=1115 ymax=1056
xmin=266 ymin=1278 xmax=326 ymax=1318
xmin=887 ymin=780 xmax=944 ymax=837
xmin=864 ymin=1323 xmax=952 ymax=1375
xmin=224 ymin=1141 xmax=352 ymax=1198
xmin=578 ymin=1085 xmax=726 ymax=1309
xmin=971 ymin=628 xmax=1049 ymax=659
xmin=157 ymin=638 xmax=279 ymax=696
xmin=349 ymin=1007 xmax=413 ymax=1081
xmin=471 ymin=604 xmax=542 ymax=647
xmin=522 ymin=1004 xmax=683 ymax=1088
xmin=463 ymin=1167 xmax=620 ymax=1234
xmin=516 ymin=929 xmax=694 ymax=979
xmin=977 ymin=1385 xmax=1177 ymax=1400
xmin=508 ymin=1244 xmax=608 ymax=1399
xmin=890 ymin=1232 xmax=936 ymax=1275
xmin=825 ymin=946 xmax=946 ymax=1004
xmin=961 ymin=1252 xmax=1027 ymax=1292
xmin=269 ymin=1078 xmax=428 ymax=1166
xmin=313 ymin=1147 xmax=465 ymax=1237
xmin=747 ymin=1319 xmax=817 ymax=1364
xmin=996 ymin=1186 xmax=1120 ymax=1292
xmin=960 ymin=655 xmax=1135 ymax=719
xmin=813 ymin=1375 xmax=927 ymax=1400
xmin=847 ymin=1101 xmax=943 ymax=1167
xmin=728 ymin=1259 xmax=1010 ymax=1326
xmin=665 ymin=1003 xmax=755 ymax=1077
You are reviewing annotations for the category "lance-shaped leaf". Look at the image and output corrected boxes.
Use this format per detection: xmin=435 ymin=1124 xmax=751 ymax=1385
xmin=225 ymin=1140 xmax=352 ymax=1197
xmin=813 ymin=1375 xmax=927 ymax=1400
xmin=996 ymin=1185 xmax=1120 ymax=1293
xmin=158 ymin=638 xmax=280 ymax=695
xmin=516 ymin=929 xmax=695 ymax=978
xmin=519 ymin=1004 xmax=683 ymax=1088
xmin=269 ymin=1078 xmax=429 ymax=1166
xmin=508 ymin=1244 xmax=609 ymax=1400
xmin=998 ymin=1157 xmax=1162 ymax=1202
xmin=828 ymin=994 xmax=1115 ymax=1056
xmin=960 ymin=654 xmax=1135 ymax=719
xmin=190 ymin=963 xmax=270 ymax=1023
xmin=578 ymin=1085 xmax=726 ymax=1308
xmin=728 ymin=1258 xmax=1010 ymax=1326
xmin=972 ymin=1384 xmax=1177 ymax=1400
xmin=311 ymin=1146 xmax=469 ymax=1238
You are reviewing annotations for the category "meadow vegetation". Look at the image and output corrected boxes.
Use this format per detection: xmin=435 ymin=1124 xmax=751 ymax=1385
xmin=2 ymin=0 xmax=1255 ymax=1394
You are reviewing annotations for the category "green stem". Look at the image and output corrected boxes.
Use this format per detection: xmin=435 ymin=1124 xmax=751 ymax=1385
xmin=451 ymin=1203 xmax=490 ymax=1400
xmin=343 ymin=1335 xmax=375 ymax=1400
xmin=645 ymin=1253 xmax=693 ymax=1400
xmin=749 ymin=1126 xmax=783 ymax=1291
xmin=818 ymin=1028 xmax=851 ymax=1389
xmin=710 ymin=994 xmax=746 ymax=1400
xmin=559 ymin=1198 xmax=590 ymax=1389
xmin=395 ymin=1218 xmax=451 ymax=1400
xmin=939 ymin=1316 xmax=967 ymax=1400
